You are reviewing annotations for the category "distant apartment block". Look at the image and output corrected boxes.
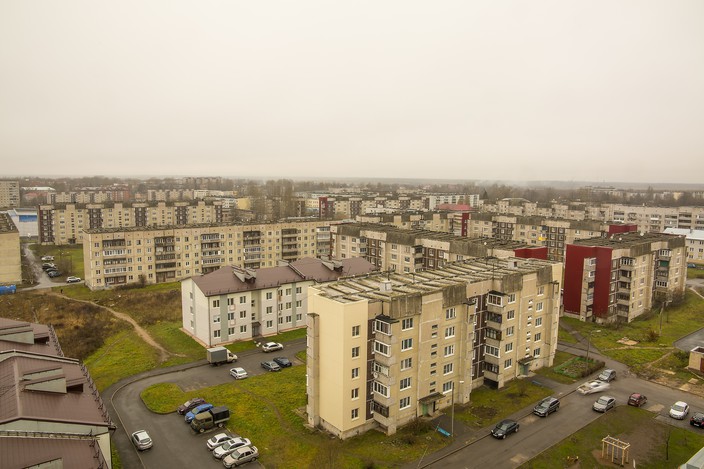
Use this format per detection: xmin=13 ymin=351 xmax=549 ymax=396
xmin=331 ymin=222 xmax=546 ymax=272
xmin=82 ymin=220 xmax=334 ymax=290
xmin=182 ymin=257 xmax=376 ymax=347
xmin=38 ymin=200 xmax=224 ymax=245
xmin=563 ymin=232 xmax=687 ymax=323
xmin=318 ymin=194 xmax=480 ymax=219
xmin=0 ymin=317 xmax=114 ymax=468
xmin=306 ymin=258 xmax=562 ymax=438
xmin=0 ymin=213 xmax=21 ymax=285
xmin=663 ymin=228 xmax=704 ymax=266
xmin=0 ymin=180 xmax=20 ymax=209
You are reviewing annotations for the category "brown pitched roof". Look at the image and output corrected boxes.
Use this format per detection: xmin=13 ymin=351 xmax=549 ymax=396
xmin=0 ymin=318 xmax=63 ymax=357
xmin=0 ymin=436 xmax=107 ymax=469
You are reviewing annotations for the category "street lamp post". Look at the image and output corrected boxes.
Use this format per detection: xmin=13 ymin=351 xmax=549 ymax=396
xmin=584 ymin=329 xmax=601 ymax=375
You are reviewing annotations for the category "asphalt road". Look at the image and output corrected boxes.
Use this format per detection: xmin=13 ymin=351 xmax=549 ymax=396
xmin=415 ymin=352 xmax=704 ymax=469
xmin=108 ymin=338 xmax=307 ymax=469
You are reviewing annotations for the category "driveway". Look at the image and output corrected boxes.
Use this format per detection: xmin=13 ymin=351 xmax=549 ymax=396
xmin=106 ymin=338 xmax=306 ymax=469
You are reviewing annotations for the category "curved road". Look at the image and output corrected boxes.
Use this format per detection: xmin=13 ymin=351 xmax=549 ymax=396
xmin=105 ymin=338 xmax=306 ymax=469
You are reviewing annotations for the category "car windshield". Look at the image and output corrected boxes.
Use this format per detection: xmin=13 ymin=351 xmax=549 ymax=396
xmin=673 ymin=404 xmax=686 ymax=412
xmin=597 ymin=397 xmax=609 ymax=404
xmin=498 ymin=422 xmax=511 ymax=430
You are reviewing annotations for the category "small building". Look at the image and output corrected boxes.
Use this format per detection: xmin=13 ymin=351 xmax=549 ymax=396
xmin=689 ymin=346 xmax=704 ymax=375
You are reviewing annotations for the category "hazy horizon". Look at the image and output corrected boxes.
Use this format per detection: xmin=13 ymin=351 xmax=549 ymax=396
xmin=2 ymin=1 xmax=703 ymax=183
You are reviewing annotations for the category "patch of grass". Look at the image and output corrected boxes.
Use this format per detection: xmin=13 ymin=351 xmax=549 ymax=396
xmin=141 ymin=365 xmax=448 ymax=468
xmin=521 ymin=405 xmax=704 ymax=469
xmin=84 ymin=329 xmax=161 ymax=391
xmin=534 ymin=351 xmax=582 ymax=384
xmin=146 ymin=321 xmax=205 ymax=366
xmin=558 ymin=326 xmax=579 ymax=344
xmin=688 ymin=267 xmax=704 ymax=279
xmin=455 ymin=380 xmax=552 ymax=428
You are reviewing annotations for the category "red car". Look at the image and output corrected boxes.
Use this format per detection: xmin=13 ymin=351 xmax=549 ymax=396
xmin=627 ymin=393 xmax=647 ymax=407
xmin=177 ymin=397 xmax=206 ymax=415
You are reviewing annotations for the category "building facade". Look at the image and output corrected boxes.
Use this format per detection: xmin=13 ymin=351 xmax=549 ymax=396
xmin=563 ymin=232 xmax=687 ymax=323
xmin=181 ymin=257 xmax=376 ymax=347
xmin=0 ymin=213 xmax=21 ymax=285
xmin=0 ymin=180 xmax=20 ymax=209
xmin=306 ymin=258 xmax=562 ymax=439
xmin=38 ymin=200 xmax=224 ymax=245
xmin=83 ymin=220 xmax=334 ymax=290
xmin=663 ymin=228 xmax=704 ymax=266
xmin=331 ymin=223 xmax=546 ymax=273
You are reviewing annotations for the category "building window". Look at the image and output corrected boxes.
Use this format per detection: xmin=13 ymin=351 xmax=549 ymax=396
xmin=375 ymin=320 xmax=391 ymax=335
xmin=535 ymin=332 xmax=542 ymax=342
xmin=508 ymin=293 xmax=516 ymax=303
xmin=374 ymin=341 xmax=390 ymax=356
xmin=507 ymin=310 xmax=515 ymax=320
xmin=213 ymin=330 xmax=220 ymax=338
xmin=266 ymin=320 xmax=273 ymax=328
xmin=485 ymin=344 xmax=499 ymax=357
xmin=212 ymin=299 xmax=220 ymax=308
xmin=227 ymin=298 xmax=234 ymax=306
xmin=536 ymin=301 xmax=544 ymax=312
xmin=401 ymin=338 xmax=413 ymax=351
xmin=240 ymin=296 xmax=246 ymax=304
xmin=506 ymin=326 xmax=514 ymax=336
xmin=402 ymin=318 xmax=413 ymax=330
xmin=538 ymin=286 xmax=544 ymax=295
xmin=351 ymin=388 xmax=359 ymax=399
xmin=352 ymin=367 xmax=359 ymax=379
xmin=228 ymin=327 xmax=235 ymax=335
xmin=400 ymin=357 xmax=412 ymax=370
xmin=373 ymin=381 xmax=390 ymax=397
xmin=445 ymin=307 xmax=456 ymax=319
xmin=535 ymin=317 xmax=543 ymax=327
xmin=352 ymin=325 xmax=360 ymax=337
xmin=239 ymin=311 xmax=246 ymax=319
xmin=444 ymin=344 xmax=455 ymax=357
xmin=533 ymin=348 xmax=541 ymax=357
xmin=442 ymin=382 xmax=453 ymax=393
xmin=213 ymin=315 xmax=221 ymax=323
xmin=505 ymin=342 xmax=513 ymax=352
xmin=240 ymin=325 xmax=247 ymax=333
xmin=487 ymin=294 xmax=502 ymax=306
xmin=445 ymin=326 xmax=455 ymax=338
xmin=352 ymin=346 xmax=360 ymax=358
xmin=351 ymin=408 xmax=359 ymax=419
xmin=296 ymin=286 xmax=302 ymax=294
xmin=443 ymin=363 xmax=453 ymax=375
xmin=400 ymin=377 xmax=411 ymax=390
xmin=399 ymin=397 xmax=411 ymax=410
xmin=266 ymin=292 xmax=273 ymax=300
xmin=504 ymin=358 xmax=513 ymax=369
xmin=266 ymin=306 xmax=273 ymax=314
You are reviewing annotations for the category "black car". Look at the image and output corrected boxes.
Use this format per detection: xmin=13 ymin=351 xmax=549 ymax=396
xmin=47 ymin=270 xmax=62 ymax=278
xmin=177 ymin=397 xmax=206 ymax=415
xmin=533 ymin=397 xmax=560 ymax=417
xmin=691 ymin=412 xmax=704 ymax=428
xmin=273 ymin=357 xmax=292 ymax=368
xmin=261 ymin=361 xmax=281 ymax=372
xmin=491 ymin=419 xmax=519 ymax=439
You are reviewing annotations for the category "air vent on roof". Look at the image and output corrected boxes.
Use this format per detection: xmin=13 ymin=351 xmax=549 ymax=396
xmin=379 ymin=280 xmax=392 ymax=292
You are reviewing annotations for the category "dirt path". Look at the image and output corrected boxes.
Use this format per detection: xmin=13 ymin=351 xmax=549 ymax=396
xmin=49 ymin=291 xmax=173 ymax=363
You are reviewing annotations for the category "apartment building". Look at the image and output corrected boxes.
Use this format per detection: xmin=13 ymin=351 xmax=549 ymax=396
xmin=0 ymin=317 xmax=114 ymax=468
xmin=357 ymin=212 xmax=453 ymax=234
xmin=331 ymin=223 xmax=546 ymax=273
xmin=0 ymin=180 xmax=20 ymax=209
xmin=38 ymin=200 xmax=224 ymax=245
xmin=82 ymin=220 xmax=334 ymax=290
xmin=0 ymin=213 xmax=21 ymax=285
xmin=50 ymin=188 xmax=131 ymax=204
xmin=319 ymin=195 xmax=426 ymax=219
xmin=306 ymin=257 xmax=562 ymax=438
xmin=182 ymin=257 xmax=376 ymax=346
xmin=425 ymin=193 xmax=480 ymax=209
xmin=663 ymin=228 xmax=704 ymax=266
xmin=466 ymin=213 xmax=610 ymax=262
xmin=563 ymin=232 xmax=687 ymax=323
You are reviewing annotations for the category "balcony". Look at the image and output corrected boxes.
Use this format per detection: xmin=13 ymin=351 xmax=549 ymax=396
xmin=487 ymin=303 xmax=505 ymax=315
xmin=373 ymin=352 xmax=396 ymax=368
xmin=484 ymin=354 xmax=500 ymax=367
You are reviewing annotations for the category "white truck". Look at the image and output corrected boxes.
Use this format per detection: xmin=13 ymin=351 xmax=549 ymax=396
xmin=207 ymin=346 xmax=237 ymax=366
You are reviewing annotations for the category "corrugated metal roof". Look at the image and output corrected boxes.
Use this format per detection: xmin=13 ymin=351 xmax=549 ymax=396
xmin=0 ymin=436 xmax=105 ymax=469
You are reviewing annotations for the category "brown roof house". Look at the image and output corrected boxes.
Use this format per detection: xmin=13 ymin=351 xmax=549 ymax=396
xmin=0 ymin=318 xmax=115 ymax=469
xmin=181 ymin=257 xmax=377 ymax=347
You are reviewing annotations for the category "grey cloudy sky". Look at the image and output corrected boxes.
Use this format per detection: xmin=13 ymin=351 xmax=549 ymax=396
xmin=1 ymin=1 xmax=703 ymax=183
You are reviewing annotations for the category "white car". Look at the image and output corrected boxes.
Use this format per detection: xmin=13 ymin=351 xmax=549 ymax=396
xmin=669 ymin=401 xmax=690 ymax=420
xmin=206 ymin=433 xmax=233 ymax=450
xmin=131 ymin=430 xmax=153 ymax=451
xmin=577 ymin=380 xmax=611 ymax=395
xmin=229 ymin=367 xmax=248 ymax=379
xmin=66 ymin=276 xmax=82 ymax=283
xmin=223 ymin=445 xmax=259 ymax=468
xmin=262 ymin=342 xmax=283 ymax=353
xmin=213 ymin=437 xmax=251 ymax=459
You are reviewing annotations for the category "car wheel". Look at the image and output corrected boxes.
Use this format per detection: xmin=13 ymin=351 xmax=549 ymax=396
xmin=515 ymin=427 xmax=519 ymax=433
xmin=218 ymin=422 xmax=224 ymax=428
xmin=502 ymin=434 xmax=506 ymax=439
xmin=199 ymin=428 xmax=204 ymax=433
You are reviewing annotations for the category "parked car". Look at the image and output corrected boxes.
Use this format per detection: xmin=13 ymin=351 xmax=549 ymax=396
xmin=262 ymin=342 xmax=283 ymax=352
xmin=593 ymin=396 xmax=616 ymax=413
xmin=222 ymin=445 xmax=259 ymax=468
xmin=47 ymin=270 xmax=62 ymax=278
xmin=577 ymin=380 xmax=610 ymax=395
xmin=627 ymin=393 xmax=647 ymax=407
xmin=206 ymin=433 xmax=234 ymax=451
xmin=177 ymin=397 xmax=206 ymax=415
xmin=66 ymin=276 xmax=82 ymax=283
xmin=491 ymin=419 xmax=519 ymax=439
xmin=533 ymin=397 xmax=560 ymax=417
xmin=230 ymin=367 xmax=248 ymax=379
xmin=213 ymin=437 xmax=252 ymax=459
xmin=131 ymin=430 xmax=153 ymax=451
xmin=185 ymin=403 xmax=213 ymax=423
xmin=273 ymin=357 xmax=292 ymax=368
xmin=41 ymin=255 xmax=54 ymax=261
xmin=261 ymin=360 xmax=281 ymax=372
xmin=42 ymin=263 xmax=56 ymax=270
xmin=670 ymin=401 xmax=690 ymax=420
xmin=598 ymin=369 xmax=617 ymax=382
xmin=690 ymin=412 xmax=704 ymax=428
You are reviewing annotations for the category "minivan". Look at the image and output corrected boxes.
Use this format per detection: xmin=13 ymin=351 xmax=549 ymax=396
xmin=533 ymin=397 xmax=560 ymax=417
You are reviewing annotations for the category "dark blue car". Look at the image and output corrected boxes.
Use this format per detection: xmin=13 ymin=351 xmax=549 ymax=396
xmin=185 ymin=403 xmax=213 ymax=423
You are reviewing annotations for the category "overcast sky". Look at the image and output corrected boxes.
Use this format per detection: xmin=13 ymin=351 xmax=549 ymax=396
xmin=1 ymin=1 xmax=703 ymax=184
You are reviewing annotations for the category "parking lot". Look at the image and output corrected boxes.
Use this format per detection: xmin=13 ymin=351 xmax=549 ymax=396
xmin=109 ymin=339 xmax=305 ymax=468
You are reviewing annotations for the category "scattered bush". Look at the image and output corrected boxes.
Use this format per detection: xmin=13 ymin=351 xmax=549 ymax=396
xmin=645 ymin=328 xmax=660 ymax=342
